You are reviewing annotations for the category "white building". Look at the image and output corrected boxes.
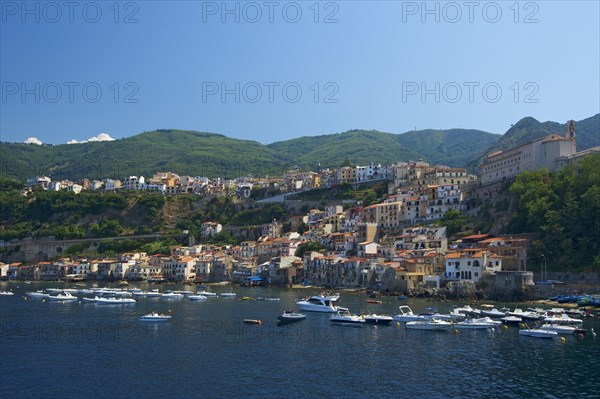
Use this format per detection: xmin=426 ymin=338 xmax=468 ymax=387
xmin=444 ymin=250 xmax=502 ymax=283
xmin=480 ymin=125 xmax=576 ymax=186
xmin=123 ymin=176 xmax=145 ymax=190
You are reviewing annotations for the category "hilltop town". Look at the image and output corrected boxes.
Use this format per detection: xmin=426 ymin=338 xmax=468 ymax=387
xmin=1 ymin=125 xmax=599 ymax=300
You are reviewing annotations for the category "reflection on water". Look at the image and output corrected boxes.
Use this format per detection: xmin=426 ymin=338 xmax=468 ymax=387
xmin=1 ymin=282 xmax=599 ymax=399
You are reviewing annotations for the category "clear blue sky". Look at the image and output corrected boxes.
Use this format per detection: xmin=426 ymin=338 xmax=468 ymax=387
xmin=1 ymin=0 xmax=599 ymax=144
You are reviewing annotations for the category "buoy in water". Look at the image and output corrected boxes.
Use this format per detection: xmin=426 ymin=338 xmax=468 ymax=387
xmin=503 ymin=325 xmax=508 ymax=330
xmin=561 ymin=337 xmax=566 ymax=343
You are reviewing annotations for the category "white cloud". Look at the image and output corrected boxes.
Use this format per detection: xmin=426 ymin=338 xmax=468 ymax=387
xmin=24 ymin=137 xmax=43 ymax=145
xmin=66 ymin=133 xmax=115 ymax=144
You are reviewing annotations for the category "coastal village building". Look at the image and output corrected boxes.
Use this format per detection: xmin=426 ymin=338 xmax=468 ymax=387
xmin=444 ymin=250 xmax=502 ymax=283
xmin=480 ymin=122 xmax=577 ymax=186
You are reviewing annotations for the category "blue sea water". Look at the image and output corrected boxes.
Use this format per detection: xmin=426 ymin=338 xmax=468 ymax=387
xmin=1 ymin=282 xmax=599 ymax=399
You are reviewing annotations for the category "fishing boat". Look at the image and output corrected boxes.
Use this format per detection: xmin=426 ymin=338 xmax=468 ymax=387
xmin=330 ymin=310 xmax=366 ymax=325
xmin=47 ymin=292 xmax=78 ymax=301
xmin=405 ymin=318 xmax=453 ymax=331
xmin=363 ymin=314 xmax=393 ymax=325
xmin=393 ymin=305 xmax=428 ymax=322
xmin=277 ymin=310 xmax=306 ymax=324
xmin=139 ymin=312 xmax=172 ymax=322
xmin=297 ymin=293 xmax=346 ymax=313
xmin=189 ymin=295 xmax=207 ymax=301
xmin=519 ymin=328 xmax=558 ymax=339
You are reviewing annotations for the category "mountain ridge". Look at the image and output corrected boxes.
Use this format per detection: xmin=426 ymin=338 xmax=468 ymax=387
xmin=1 ymin=114 xmax=597 ymax=181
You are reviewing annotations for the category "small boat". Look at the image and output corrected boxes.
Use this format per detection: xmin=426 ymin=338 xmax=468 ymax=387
xmin=174 ymin=290 xmax=194 ymax=295
xmin=47 ymin=292 xmax=78 ymax=301
xmin=278 ymin=310 xmax=306 ymax=324
xmin=418 ymin=308 xmax=456 ymax=321
xmin=397 ymin=295 xmax=407 ymax=300
xmin=405 ymin=318 xmax=453 ymax=331
xmin=367 ymin=299 xmax=382 ymax=304
xmin=540 ymin=324 xmax=576 ymax=335
xmin=330 ymin=310 xmax=366 ymax=325
xmin=26 ymin=290 xmax=50 ymax=298
xmin=0 ymin=291 xmax=14 ymax=296
xmin=508 ymin=308 xmax=544 ymax=321
xmin=501 ymin=315 xmax=522 ymax=325
xmin=81 ymin=297 xmax=97 ymax=303
xmin=220 ymin=292 xmax=237 ymax=298
xmin=543 ymin=313 xmax=583 ymax=325
xmin=189 ymin=295 xmax=207 ymax=301
xmin=393 ymin=306 xmax=428 ymax=322
xmin=363 ymin=314 xmax=393 ymax=325
xmin=256 ymin=297 xmax=280 ymax=302
xmin=471 ymin=317 xmax=502 ymax=326
xmin=242 ymin=296 xmax=252 ymax=301
xmin=145 ymin=289 xmax=162 ymax=298
xmin=140 ymin=312 xmax=171 ymax=322
xmin=95 ymin=296 xmax=136 ymax=304
xmin=197 ymin=291 xmax=217 ymax=297
xmin=297 ymin=293 xmax=346 ymax=313
xmin=161 ymin=292 xmax=184 ymax=299
xmin=519 ymin=329 xmax=558 ymax=339
xmin=243 ymin=319 xmax=262 ymax=325
xmin=454 ymin=319 xmax=494 ymax=330
xmin=480 ymin=308 xmax=506 ymax=318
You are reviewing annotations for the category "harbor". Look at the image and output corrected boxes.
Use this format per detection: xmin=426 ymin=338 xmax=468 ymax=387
xmin=1 ymin=282 xmax=599 ymax=398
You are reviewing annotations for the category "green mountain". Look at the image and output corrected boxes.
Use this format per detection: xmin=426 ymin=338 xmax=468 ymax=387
xmin=268 ymin=128 xmax=500 ymax=170
xmin=1 ymin=114 xmax=597 ymax=181
xmin=0 ymin=130 xmax=287 ymax=181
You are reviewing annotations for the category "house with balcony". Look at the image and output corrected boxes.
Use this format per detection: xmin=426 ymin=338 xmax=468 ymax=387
xmin=444 ymin=250 xmax=502 ymax=283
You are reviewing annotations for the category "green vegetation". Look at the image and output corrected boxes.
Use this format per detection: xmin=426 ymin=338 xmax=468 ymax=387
xmin=507 ymin=154 xmax=600 ymax=271
xmin=292 ymin=181 xmax=388 ymax=205
xmin=295 ymin=242 xmax=326 ymax=258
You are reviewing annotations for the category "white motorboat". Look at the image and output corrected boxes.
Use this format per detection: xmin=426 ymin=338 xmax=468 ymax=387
xmin=543 ymin=313 xmax=583 ymax=325
xmin=278 ymin=310 xmax=306 ymax=324
xmin=175 ymin=290 xmax=194 ymax=295
xmin=405 ymin=318 xmax=453 ymax=331
xmin=161 ymin=292 xmax=184 ymax=299
xmin=189 ymin=295 xmax=207 ymax=301
xmin=47 ymin=292 xmax=78 ymax=301
xmin=26 ymin=290 xmax=50 ymax=298
xmin=471 ymin=317 xmax=502 ymax=326
xmin=220 ymin=292 xmax=237 ymax=298
xmin=363 ymin=314 xmax=394 ymax=325
xmin=145 ymin=289 xmax=162 ymax=298
xmin=455 ymin=319 xmax=494 ymax=330
xmin=296 ymin=293 xmax=345 ymax=313
xmin=540 ymin=324 xmax=576 ymax=335
xmin=139 ymin=312 xmax=172 ymax=322
xmin=0 ymin=290 xmax=14 ymax=296
xmin=197 ymin=291 xmax=217 ymax=297
xmin=508 ymin=308 xmax=544 ymax=321
xmin=501 ymin=315 xmax=522 ymax=325
xmin=393 ymin=306 xmax=428 ymax=322
xmin=330 ymin=310 xmax=366 ymax=325
xmin=453 ymin=304 xmax=477 ymax=315
xmin=480 ymin=308 xmax=506 ymax=318
xmin=81 ymin=297 xmax=98 ymax=303
xmin=519 ymin=328 xmax=558 ymax=338
xmin=46 ymin=288 xmax=64 ymax=294
xmin=95 ymin=296 xmax=136 ymax=304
